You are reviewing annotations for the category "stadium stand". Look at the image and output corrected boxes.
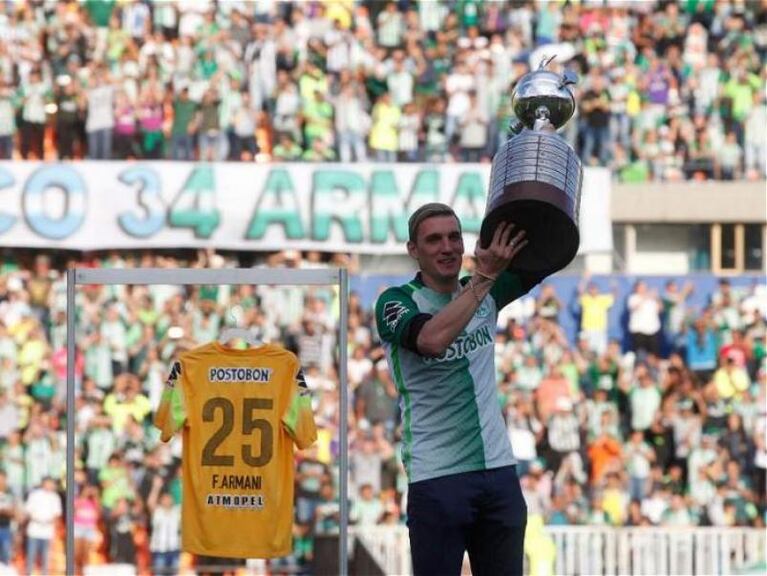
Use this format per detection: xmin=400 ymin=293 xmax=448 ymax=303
xmin=0 ymin=1 xmax=765 ymax=574
xmin=0 ymin=1 xmax=763 ymax=180
xmin=0 ymin=249 xmax=764 ymax=574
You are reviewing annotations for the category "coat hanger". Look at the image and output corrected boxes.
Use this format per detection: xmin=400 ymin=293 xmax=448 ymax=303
xmin=218 ymin=306 xmax=261 ymax=347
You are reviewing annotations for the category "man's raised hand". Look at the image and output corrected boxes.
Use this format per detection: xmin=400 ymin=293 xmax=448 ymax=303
xmin=475 ymin=221 xmax=528 ymax=279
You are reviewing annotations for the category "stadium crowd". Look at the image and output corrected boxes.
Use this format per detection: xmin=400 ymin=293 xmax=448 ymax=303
xmin=0 ymin=0 xmax=765 ymax=179
xmin=0 ymin=249 xmax=764 ymax=575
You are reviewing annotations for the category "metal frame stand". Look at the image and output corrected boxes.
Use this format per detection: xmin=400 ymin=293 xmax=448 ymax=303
xmin=66 ymin=267 xmax=349 ymax=575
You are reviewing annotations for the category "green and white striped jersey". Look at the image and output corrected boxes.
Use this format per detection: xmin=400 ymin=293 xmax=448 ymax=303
xmin=375 ymin=271 xmax=527 ymax=483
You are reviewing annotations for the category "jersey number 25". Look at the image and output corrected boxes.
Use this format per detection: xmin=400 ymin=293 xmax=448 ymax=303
xmin=201 ymin=397 xmax=274 ymax=467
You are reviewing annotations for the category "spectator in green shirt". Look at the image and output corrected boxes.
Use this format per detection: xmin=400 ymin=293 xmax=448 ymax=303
xmin=457 ymin=0 xmax=481 ymax=31
xmin=195 ymin=46 xmax=218 ymax=80
xmin=302 ymin=90 xmax=334 ymax=149
xmin=298 ymin=62 xmax=328 ymax=104
xmin=369 ymin=92 xmax=400 ymax=162
xmin=272 ymin=133 xmax=303 ymax=161
xmin=99 ymin=453 xmax=135 ymax=511
xmin=722 ymin=67 xmax=760 ymax=145
xmin=197 ymin=87 xmax=224 ymax=161
xmin=170 ymin=87 xmax=197 ymax=160
xmin=301 ymin=138 xmax=337 ymax=162
xmin=84 ymin=0 xmax=116 ymax=28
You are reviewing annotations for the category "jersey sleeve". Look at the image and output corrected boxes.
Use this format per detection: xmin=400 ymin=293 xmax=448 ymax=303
xmin=153 ymin=359 xmax=187 ymax=443
xmin=488 ymin=270 xmax=527 ymax=310
xmin=375 ymin=286 xmax=421 ymax=345
xmin=282 ymin=367 xmax=317 ymax=450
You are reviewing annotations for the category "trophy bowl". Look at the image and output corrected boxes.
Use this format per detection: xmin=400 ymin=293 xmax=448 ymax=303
xmin=480 ymin=61 xmax=582 ymax=277
xmin=512 ymin=68 xmax=577 ymax=131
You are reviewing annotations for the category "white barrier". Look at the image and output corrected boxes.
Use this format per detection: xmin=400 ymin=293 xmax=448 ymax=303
xmin=83 ymin=564 xmax=137 ymax=576
xmin=351 ymin=525 xmax=411 ymax=576
xmin=352 ymin=525 xmax=767 ymax=576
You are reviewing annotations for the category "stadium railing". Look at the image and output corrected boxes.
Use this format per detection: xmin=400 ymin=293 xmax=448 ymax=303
xmin=351 ymin=524 xmax=767 ymax=576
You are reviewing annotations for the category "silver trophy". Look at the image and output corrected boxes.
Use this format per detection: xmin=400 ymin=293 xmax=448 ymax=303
xmin=480 ymin=57 xmax=582 ymax=277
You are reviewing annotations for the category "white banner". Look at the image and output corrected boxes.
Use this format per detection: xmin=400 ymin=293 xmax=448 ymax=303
xmin=0 ymin=162 xmax=611 ymax=254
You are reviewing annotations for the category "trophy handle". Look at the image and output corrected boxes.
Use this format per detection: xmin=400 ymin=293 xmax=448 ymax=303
xmin=538 ymin=54 xmax=556 ymax=70
xmin=509 ymin=120 xmax=525 ymax=137
xmin=559 ymin=70 xmax=578 ymax=89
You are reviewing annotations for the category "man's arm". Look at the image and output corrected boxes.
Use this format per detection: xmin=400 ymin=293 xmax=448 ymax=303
xmin=414 ymin=274 xmax=496 ymax=357
xmin=415 ymin=222 xmax=527 ymax=357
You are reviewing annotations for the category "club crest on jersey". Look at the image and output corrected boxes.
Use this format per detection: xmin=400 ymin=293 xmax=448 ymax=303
xmin=165 ymin=361 xmax=181 ymax=388
xmin=474 ymin=298 xmax=491 ymax=319
xmin=383 ymin=301 xmax=408 ymax=331
xmin=296 ymin=368 xmax=311 ymax=397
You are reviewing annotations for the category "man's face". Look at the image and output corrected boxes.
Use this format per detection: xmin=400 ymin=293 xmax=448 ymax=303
xmin=407 ymin=215 xmax=464 ymax=282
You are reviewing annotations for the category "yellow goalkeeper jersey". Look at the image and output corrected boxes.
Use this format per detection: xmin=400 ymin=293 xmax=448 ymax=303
xmin=153 ymin=342 xmax=317 ymax=558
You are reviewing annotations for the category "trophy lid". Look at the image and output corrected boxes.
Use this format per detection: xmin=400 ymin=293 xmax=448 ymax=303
xmin=512 ymin=57 xmax=577 ymax=131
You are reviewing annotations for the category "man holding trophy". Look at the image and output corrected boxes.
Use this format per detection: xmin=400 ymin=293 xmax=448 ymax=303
xmin=375 ymin=61 xmax=582 ymax=575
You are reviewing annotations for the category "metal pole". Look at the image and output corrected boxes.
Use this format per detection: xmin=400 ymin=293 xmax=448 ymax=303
xmin=74 ymin=267 xmax=339 ymax=286
xmin=65 ymin=268 xmax=76 ymax=576
xmin=338 ymin=267 xmax=349 ymax=576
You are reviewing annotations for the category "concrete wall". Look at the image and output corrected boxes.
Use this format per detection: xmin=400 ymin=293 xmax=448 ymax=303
xmin=612 ymin=180 xmax=767 ymax=223
xmin=632 ymin=224 xmax=694 ymax=274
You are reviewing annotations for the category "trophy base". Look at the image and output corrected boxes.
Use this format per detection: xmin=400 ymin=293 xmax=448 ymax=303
xmin=479 ymin=192 xmax=579 ymax=277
